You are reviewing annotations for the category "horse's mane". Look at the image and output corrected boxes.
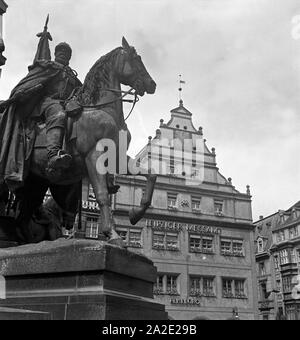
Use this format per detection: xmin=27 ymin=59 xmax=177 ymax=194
xmin=79 ymin=47 xmax=123 ymax=105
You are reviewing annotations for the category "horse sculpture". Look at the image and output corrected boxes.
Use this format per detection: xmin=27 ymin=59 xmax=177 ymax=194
xmin=0 ymin=37 xmax=157 ymax=245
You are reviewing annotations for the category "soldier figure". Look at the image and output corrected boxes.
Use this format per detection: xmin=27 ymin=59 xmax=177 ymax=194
xmin=0 ymin=18 xmax=82 ymax=188
xmin=39 ymin=42 xmax=81 ymax=174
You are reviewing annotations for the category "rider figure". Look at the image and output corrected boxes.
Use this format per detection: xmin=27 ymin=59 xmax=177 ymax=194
xmin=42 ymin=42 xmax=81 ymax=175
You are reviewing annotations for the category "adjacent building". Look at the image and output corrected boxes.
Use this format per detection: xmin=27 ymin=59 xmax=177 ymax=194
xmin=254 ymin=202 xmax=300 ymax=320
xmin=0 ymin=0 xmax=7 ymax=72
xmin=254 ymin=213 xmax=282 ymax=320
xmin=75 ymin=99 xmax=258 ymax=320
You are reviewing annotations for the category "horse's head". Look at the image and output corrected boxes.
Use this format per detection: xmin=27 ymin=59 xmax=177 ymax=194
xmin=118 ymin=37 xmax=156 ymax=96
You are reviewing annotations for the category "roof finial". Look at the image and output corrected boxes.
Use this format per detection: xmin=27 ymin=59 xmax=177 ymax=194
xmin=178 ymin=75 xmax=186 ymax=106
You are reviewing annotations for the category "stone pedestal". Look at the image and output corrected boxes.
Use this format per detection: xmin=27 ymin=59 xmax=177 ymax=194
xmin=0 ymin=239 xmax=168 ymax=320
xmin=0 ymin=307 xmax=50 ymax=320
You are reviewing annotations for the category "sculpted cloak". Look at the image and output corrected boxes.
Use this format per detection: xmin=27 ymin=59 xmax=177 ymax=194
xmin=0 ymin=61 xmax=66 ymax=190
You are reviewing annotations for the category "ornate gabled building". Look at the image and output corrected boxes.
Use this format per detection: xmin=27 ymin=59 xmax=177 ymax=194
xmin=270 ymin=202 xmax=300 ymax=320
xmin=76 ymin=99 xmax=258 ymax=320
xmin=255 ymin=201 xmax=300 ymax=320
xmin=0 ymin=0 xmax=7 ymax=72
xmin=255 ymin=213 xmax=282 ymax=320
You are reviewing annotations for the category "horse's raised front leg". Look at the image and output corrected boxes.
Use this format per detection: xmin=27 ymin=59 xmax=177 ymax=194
xmin=127 ymin=156 xmax=157 ymax=225
xmin=85 ymin=147 xmax=124 ymax=246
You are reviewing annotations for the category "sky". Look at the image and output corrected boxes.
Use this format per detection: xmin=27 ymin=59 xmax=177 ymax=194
xmin=1 ymin=0 xmax=300 ymax=221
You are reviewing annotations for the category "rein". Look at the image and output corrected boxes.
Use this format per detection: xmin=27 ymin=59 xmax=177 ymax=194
xmin=78 ymin=87 xmax=139 ymax=121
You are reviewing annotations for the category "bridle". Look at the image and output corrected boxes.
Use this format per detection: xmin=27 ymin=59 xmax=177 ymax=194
xmin=78 ymin=87 xmax=140 ymax=122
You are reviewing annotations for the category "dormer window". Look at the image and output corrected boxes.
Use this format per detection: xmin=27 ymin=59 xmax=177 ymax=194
xmin=257 ymin=238 xmax=264 ymax=253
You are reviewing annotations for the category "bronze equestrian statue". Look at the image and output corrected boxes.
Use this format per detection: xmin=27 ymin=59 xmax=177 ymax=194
xmin=0 ymin=24 xmax=157 ymax=245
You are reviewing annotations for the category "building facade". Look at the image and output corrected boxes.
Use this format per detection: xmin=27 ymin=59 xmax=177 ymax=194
xmin=75 ymin=100 xmax=258 ymax=320
xmin=254 ymin=202 xmax=300 ymax=320
xmin=0 ymin=0 xmax=7 ymax=71
xmin=254 ymin=213 xmax=282 ymax=320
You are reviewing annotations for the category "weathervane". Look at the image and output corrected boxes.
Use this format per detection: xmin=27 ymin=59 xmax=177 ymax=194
xmin=178 ymin=74 xmax=186 ymax=106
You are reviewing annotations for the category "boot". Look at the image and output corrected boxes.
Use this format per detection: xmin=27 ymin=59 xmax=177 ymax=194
xmin=46 ymin=127 xmax=72 ymax=171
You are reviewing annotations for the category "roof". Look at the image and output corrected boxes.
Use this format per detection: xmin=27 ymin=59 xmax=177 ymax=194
xmin=170 ymin=101 xmax=193 ymax=117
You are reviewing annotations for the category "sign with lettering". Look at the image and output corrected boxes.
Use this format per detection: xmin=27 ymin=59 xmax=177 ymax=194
xmin=82 ymin=200 xmax=100 ymax=211
xmin=170 ymin=297 xmax=201 ymax=306
xmin=146 ymin=219 xmax=221 ymax=235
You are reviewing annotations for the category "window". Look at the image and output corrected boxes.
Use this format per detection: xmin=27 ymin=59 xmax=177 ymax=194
xmin=259 ymin=262 xmax=266 ymax=276
xmin=282 ymin=276 xmax=292 ymax=293
xmin=291 ymin=249 xmax=296 ymax=263
xmin=221 ymin=238 xmax=244 ymax=257
xmin=276 ymin=279 xmax=282 ymax=292
xmin=222 ymin=279 xmax=233 ymax=298
xmin=166 ymin=233 xmax=179 ymax=251
xmin=167 ymin=275 xmax=178 ymax=295
xmin=128 ymin=230 xmax=142 ymax=247
xmin=189 ymin=234 xmax=214 ymax=254
xmin=276 ymin=231 xmax=285 ymax=243
xmin=289 ymin=226 xmax=298 ymax=239
xmin=153 ymin=274 xmax=179 ymax=296
xmin=257 ymin=238 xmax=264 ymax=253
xmin=85 ymin=217 xmax=99 ymax=239
xmin=222 ymin=278 xmax=247 ymax=299
xmin=274 ymin=255 xmax=280 ymax=271
xmin=116 ymin=227 xmax=142 ymax=248
xmin=279 ymin=249 xmax=289 ymax=265
xmin=235 ymin=280 xmax=246 ymax=298
xmin=192 ymin=197 xmax=201 ymax=211
xmin=190 ymin=235 xmax=201 ymax=250
xmin=153 ymin=231 xmax=179 ymax=251
xmin=261 ymin=282 xmax=268 ymax=300
xmin=286 ymin=305 xmax=296 ymax=321
xmin=202 ymin=238 xmax=213 ymax=253
xmin=189 ymin=276 xmax=215 ymax=297
xmin=167 ymin=193 xmax=177 ymax=209
xmin=203 ymin=277 xmax=215 ymax=297
xmin=221 ymin=240 xmax=231 ymax=254
xmin=153 ymin=275 xmax=164 ymax=295
xmin=214 ymin=200 xmax=224 ymax=215
xmin=190 ymin=277 xmax=201 ymax=297
xmin=153 ymin=232 xmax=165 ymax=250
xmin=232 ymin=241 xmax=244 ymax=256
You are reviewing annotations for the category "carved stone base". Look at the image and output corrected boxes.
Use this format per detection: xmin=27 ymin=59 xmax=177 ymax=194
xmin=0 ymin=239 xmax=168 ymax=320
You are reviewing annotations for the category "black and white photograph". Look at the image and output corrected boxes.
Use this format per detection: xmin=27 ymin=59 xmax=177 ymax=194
xmin=0 ymin=0 xmax=300 ymax=323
